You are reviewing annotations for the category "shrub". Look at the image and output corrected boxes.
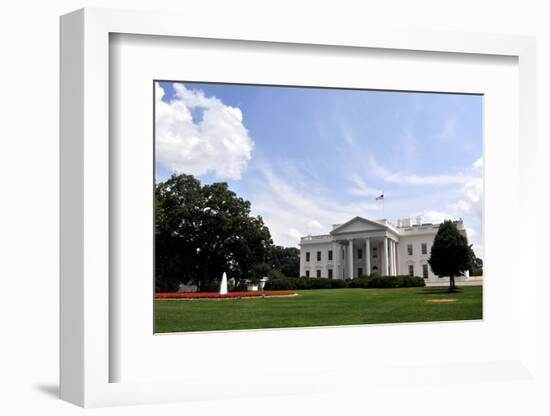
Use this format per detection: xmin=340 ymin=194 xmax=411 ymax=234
xmin=327 ymin=279 xmax=347 ymax=289
xmin=200 ymin=280 xmax=221 ymax=292
xmin=470 ymin=267 xmax=483 ymax=276
xmin=346 ymin=277 xmax=374 ymax=288
xmin=264 ymin=277 xmax=308 ymax=290
xmin=263 ymin=277 xmax=298 ymax=290
xmin=361 ymin=275 xmax=425 ymax=288
xmin=267 ymin=268 xmax=286 ymax=280
xmin=264 ymin=277 xmax=346 ymax=290
xmin=264 ymin=275 xmax=424 ymax=290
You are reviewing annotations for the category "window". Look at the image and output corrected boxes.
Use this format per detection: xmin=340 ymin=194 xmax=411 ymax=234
xmin=422 ymin=264 xmax=429 ymax=279
xmin=305 ymin=270 xmax=310 ymax=277
xmin=306 ymin=252 xmax=310 ymax=262
xmin=317 ymin=251 xmax=321 ymax=261
xmin=373 ymin=247 xmax=378 ymax=258
xmin=316 ymin=270 xmax=321 ymax=278
xmin=357 ymin=248 xmax=363 ymax=259
xmin=407 ymin=244 xmax=413 ymax=255
xmin=358 ymin=268 xmax=363 ymax=277
xmin=408 ymin=264 xmax=414 ymax=276
xmin=328 ymin=269 xmax=333 ymax=279
xmin=421 ymin=243 xmax=427 ymax=255
xmin=328 ymin=250 xmax=333 ymax=261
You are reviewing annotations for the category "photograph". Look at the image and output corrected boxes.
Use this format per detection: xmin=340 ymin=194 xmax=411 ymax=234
xmin=4 ymin=0 xmax=546 ymax=412
xmin=153 ymin=81 xmax=484 ymax=333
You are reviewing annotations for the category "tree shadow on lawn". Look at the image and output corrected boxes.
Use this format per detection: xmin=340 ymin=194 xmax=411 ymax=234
xmin=416 ymin=287 xmax=464 ymax=296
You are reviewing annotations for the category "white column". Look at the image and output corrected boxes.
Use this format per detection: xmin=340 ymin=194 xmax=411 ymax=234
xmin=332 ymin=242 xmax=338 ymax=278
xmin=388 ymin=240 xmax=392 ymax=276
xmin=392 ymin=240 xmax=396 ymax=276
xmin=389 ymin=240 xmax=395 ymax=276
xmin=393 ymin=242 xmax=398 ymax=275
xmin=365 ymin=237 xmax=371 ymax=276
xmin=341 ymin=245 xmax=345 ymax=278
xmin=348 ymin=239 xmax=354 ymax=279
xmin=340 ymin=242 xmax=344 ymax=277
xmin=387 ymin=238 xmax=391 ymax=276
xmin=383 ymin=237 xmax=389 ymax=276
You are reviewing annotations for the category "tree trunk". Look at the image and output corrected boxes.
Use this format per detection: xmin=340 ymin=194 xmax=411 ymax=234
xmin=450 ymin=275 xmax=456 ymax=291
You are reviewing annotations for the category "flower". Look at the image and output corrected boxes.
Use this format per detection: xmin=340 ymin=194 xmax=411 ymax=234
xmin=155 ymin=291 xmax=295 ymax=299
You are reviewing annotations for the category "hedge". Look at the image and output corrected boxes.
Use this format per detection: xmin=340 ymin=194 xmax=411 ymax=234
xmin=264 ymin=277 xmax=347 ymax=290
xmin=469 ymin=267 xmax=483 ymax=276
xmin=347 ymin=275 xmax=425 ymax=288
xmin=264 ymin=275 xmax=425 ymax=290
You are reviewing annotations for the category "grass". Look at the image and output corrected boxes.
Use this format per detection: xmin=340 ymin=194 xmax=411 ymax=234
xmin=154 ymin=286 xmax=483 ymax=333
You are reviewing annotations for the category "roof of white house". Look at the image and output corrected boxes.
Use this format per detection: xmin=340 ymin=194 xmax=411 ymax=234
xmin=299 ymin=216 xmax=465 ymax=244
xmin=330 ymin=216 xmax=389 ymax=234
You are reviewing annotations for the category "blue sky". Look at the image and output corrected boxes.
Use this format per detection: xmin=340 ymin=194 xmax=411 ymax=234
xmin=155 ymin=81 xmax=483 ymax=258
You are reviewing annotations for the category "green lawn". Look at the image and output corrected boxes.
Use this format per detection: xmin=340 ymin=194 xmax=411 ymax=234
xmin=155 ymin=286 xmax=483 ymax=333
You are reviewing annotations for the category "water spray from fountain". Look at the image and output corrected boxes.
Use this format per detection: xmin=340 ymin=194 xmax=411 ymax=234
xmin=219 ymin=272 xmax=228 ymax=295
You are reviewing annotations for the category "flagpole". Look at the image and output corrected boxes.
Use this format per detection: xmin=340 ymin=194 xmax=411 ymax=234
xmin=382 ymin=191 xmax=385 ymax=219
xmin=376 ymin=192 xmax=385 ymax=219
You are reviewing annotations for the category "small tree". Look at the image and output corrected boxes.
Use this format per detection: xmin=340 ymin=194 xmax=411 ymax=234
xmin=469 ymin=256 xmax=483 ymax=276
xmin=428 ymin=220 xmax=474 ymax=291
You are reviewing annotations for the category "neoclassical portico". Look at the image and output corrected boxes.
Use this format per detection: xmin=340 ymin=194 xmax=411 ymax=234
xmin=337 ymin=235 xmax=398 ymax=279
xmin=319 ymin=216 xmax=401 ymax=279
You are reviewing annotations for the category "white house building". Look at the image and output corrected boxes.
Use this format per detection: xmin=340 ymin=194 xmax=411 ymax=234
xmin=299 ymin=216 xmax=470 ymax=283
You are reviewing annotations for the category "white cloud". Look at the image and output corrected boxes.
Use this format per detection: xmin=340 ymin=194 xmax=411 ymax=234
xmin=368 ymin=156 xmax=472 ymax=185
xmin=251 ymin=163 xmax=383 ymax=247
xmin=250 ymin=158 xmax=484 ymax=258
xmin=340 ymin=122 xmax=357 ymax=147
xmin=473 ymin=157 xmax=483 ymax=169
xmin=409 ymin=158 xmax=483 ymax=258
xmin=286 ymin=228 xmax=303 ymax=242
xmin=457 ymin=178 xmax=483 ymax=214
xmin=455 ymin=158 xmax=483 ymax=216
xmin=155 ymin=82 xmax=254 ymax=180
xmin=348 ymin=174 xmax=383 ymax=197
xmin=249 ymin=156 xmax=484 ymax=255
xmin=306 ymin=220 xmax=324 ymax=231
xmin=432 ymin=114 xmax=457 ymax=142
xmin=455 ymin=158 xmax=483 ymax=258
xmin=471 ymin=242 xmax=484 ymax=260
xmin=393 ymin=173 xmax=470 ymax=186
xmin=419 ymin=210 xmax=458 ymax=224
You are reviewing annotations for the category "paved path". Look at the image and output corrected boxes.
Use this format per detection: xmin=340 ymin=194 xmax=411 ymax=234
xmin=426 ymin=279 xmax=483 ymax=287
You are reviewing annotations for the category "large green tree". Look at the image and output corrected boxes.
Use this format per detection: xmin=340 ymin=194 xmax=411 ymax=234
xmin=155 ymin=174 xmax=272 ymax=291
xmin=428 ymin=220 xmax=474 ymax=291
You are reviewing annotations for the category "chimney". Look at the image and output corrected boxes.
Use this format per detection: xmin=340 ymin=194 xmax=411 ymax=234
xmin=416 ymin=215 xmax=421 ymax=226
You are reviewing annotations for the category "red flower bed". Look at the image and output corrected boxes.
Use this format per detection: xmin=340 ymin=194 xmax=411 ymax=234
xmin=155 ymin=291 xmax=295 ymax=299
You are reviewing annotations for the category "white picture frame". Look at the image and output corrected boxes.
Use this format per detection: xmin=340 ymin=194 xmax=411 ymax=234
xmin=60 ymin=7 xmax=538 ymax=408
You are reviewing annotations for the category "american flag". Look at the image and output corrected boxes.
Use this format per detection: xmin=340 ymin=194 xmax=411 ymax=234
xmin=376 ymin=194 xmax=384 ymax=201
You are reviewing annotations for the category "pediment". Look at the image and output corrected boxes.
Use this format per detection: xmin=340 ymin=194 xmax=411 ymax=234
xmin=330 ymin=216 xmax=386 ymax=235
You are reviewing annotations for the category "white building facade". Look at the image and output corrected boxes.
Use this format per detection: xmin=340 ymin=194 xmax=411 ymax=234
xmin=299 ymin=216 xmax=470 ymax=283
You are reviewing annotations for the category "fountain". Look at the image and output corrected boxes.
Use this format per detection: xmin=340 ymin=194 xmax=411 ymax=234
xmin=219 ymin=272 xmax=228 ymax=295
